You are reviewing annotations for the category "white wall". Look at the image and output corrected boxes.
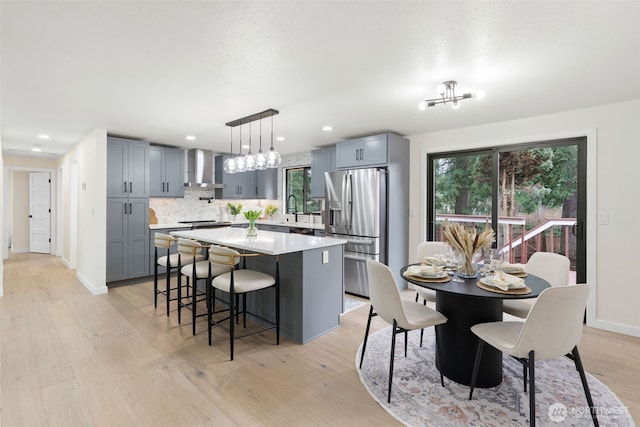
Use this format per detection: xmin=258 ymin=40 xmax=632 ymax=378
xmin=409 ymin=99 xmax=640 ymax=337
xmin=58 ymin=129 xmax=108 ymax=295
xmin=0 ymin=137 xmax=4 ymax=297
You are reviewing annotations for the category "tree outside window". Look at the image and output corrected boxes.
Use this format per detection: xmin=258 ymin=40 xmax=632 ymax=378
xmin=286 ymin=167 xmax=321 ymax=214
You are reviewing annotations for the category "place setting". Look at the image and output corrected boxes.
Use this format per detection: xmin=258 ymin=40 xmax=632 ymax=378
xmin=402 ymin=263 xmax=451 ymax=283
xmin=477 ymin=269 xmax=532 ymax=295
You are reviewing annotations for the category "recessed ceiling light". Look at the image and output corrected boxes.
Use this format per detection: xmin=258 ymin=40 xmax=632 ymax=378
xmin=32 ymin=145 xmax=42 ymax=152
xmin=276 ymin=136 xmax=285 ymax=142
xmin=242 ymin=144 xmax=250 ymax=149
xmin=186 ymin=135 xmax=196 ymax=141
xmin=37 ymin=134 xmax=49 ymax=139
xmin=322 ymin=126 xmax=333 ymax=132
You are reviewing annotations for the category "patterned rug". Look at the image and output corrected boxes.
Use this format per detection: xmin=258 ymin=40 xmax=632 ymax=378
xmin=343 ymin=295 xmax=366 ymax=314
xmin=356 ymin=327 xmax=635 ymax=427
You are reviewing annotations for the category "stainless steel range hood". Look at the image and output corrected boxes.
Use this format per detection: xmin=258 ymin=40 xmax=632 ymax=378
xmin=185 ymin=149 xmax=224 ymax=188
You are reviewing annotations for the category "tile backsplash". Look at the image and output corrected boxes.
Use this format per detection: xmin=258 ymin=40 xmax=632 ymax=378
xmin=150 ymin=188 xmax=277 ymax=223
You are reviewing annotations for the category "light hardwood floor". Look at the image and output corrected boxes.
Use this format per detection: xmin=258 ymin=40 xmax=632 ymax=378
xmin=2 ymin=253 xmax=638 ymax=426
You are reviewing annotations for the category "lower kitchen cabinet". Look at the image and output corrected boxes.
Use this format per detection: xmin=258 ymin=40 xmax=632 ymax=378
xmin=257 ymin=224 xmax=291 ymax=233
xmin=107 ymin=198 xmax=149 ymax=282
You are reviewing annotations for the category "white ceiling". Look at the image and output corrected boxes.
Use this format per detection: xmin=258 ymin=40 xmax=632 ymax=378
xmin=2 ymin=1 xmax=639 ymax=158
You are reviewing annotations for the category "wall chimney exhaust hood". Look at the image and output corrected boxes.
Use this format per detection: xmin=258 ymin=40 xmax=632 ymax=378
xmin=185 ymin=149 xmax=224 ymax=188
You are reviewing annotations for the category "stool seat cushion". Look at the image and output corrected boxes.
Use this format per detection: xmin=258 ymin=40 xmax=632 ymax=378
xmin=181 ymin=261 xmax=228 ymax=279
xmin=212 ymin=270 xmax=275 ymax=294
xmin=158 ymin=253 xmax=205 ymax=268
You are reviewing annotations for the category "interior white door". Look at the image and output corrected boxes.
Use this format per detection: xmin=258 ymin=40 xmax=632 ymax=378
xmin=29 ymin=172 xmax=51 ymax=254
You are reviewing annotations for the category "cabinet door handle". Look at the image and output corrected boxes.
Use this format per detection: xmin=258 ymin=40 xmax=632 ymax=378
xmin=359 ymin=148 xmax=363 ymax=161
xmin=162 ymin=182 xmax=165 ymax=192
xmin=129 ymin=203 xmax=132 ymax=214
xmin=124 ymin=203 xmax=128 ymax=214
xmin=124 ymin=181 xmax=127 ymax=193
xmin=166 ymin=182 xmax=169 ymax=192
xmin=129 ymin=182 xmax=132 ymax=193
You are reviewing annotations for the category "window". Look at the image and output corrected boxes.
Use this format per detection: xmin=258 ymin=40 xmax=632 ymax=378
xmin=285 ymin=167 xmax=322 ymax=214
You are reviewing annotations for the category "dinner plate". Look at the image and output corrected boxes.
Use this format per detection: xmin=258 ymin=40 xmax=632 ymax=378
xmin=479 ymin=276 xmax=526 ymax=290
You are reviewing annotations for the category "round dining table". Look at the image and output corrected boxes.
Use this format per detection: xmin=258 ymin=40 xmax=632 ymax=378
xmin=401 ymin=264 xmax=550 ymax=388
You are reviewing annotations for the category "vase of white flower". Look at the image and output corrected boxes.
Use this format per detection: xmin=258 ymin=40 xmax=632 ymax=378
xmin=443 ymin=220 xmax=495 ymax=279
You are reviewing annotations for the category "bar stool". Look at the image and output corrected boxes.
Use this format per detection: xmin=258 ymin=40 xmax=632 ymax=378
xmin=177 ymin=238 xmax=227 ymax=335
xmin=207 ymin=245 xmax=280 ymax=360
xmin=153 ymin=233 xmax=204 ymax=316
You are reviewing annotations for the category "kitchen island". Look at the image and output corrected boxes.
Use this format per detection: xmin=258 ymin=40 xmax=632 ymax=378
xmin=170 ymin=227 xmax=346 ymax=344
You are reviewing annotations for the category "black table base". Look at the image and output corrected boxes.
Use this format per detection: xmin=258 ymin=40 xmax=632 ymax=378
xmin=436 ymin=291 xmax=503 ymax=387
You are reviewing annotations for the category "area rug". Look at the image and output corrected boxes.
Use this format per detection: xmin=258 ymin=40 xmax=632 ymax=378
xmin=343 ymin=296 xmax=366 ymax=314
xmin=356 ymin=327 xmax=634 ymax=427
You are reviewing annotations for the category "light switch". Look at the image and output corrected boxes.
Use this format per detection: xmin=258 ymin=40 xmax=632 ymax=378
xmin=598 ymin=212 xmax=609 ymax=225
xmin=322 ymin=250 xmax=329 ymax=264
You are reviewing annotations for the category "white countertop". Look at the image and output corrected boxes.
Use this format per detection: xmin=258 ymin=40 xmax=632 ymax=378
xmin=170 ymin=227 xmax=345 ymax=255
xmin=151 ymin=220 xmax=324 ymax=231
xmin=149 ymin=223 xmax=192 ymax=230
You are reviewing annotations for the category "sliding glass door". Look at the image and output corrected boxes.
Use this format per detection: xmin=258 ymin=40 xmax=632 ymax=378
xmin=427 ymin=138 xmax=586 ymax=283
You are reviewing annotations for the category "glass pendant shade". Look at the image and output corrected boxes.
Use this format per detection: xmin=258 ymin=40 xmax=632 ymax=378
xmin=235 ymin=154 xmax=247 ymax=172
xmin=223 ymin=157 xmax=237 ymax=174
xmin=255 ymin=150 xmax=267 ymax=170
xmin=245 ymin=152 xmax=256 ymax=171
xmin=266 ymin=147 xmax=281 ymax=168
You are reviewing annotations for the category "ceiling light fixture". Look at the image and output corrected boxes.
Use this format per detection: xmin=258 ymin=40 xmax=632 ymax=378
xmin=223 ymin=127 xmax=237 ymax=174
xmin=32 ymin=145 xmax=42 ymax=152
xmin=266 ymin=114 xmax=281 ymax=168
xmin=322 ymin=126 xmax=333 ymax=132
xmin=418 ymin=80 xmax=482 ymax=110
xmin=37 ymin=134 xmax=49 ymax=139
xmin=235 ymin=124 xmax=247 ymax=173
xmin=276 ymin=136 xmax=285 ymax=142
xmin=186 ymin=135 xmax=196 ymax=141
xmin=225 ymin=108 xmax=280 ymax=171
xmin=244 ymin=121 xmax=256 ymax=171
xmin=255 ymin=117 xmax=267 ymax=170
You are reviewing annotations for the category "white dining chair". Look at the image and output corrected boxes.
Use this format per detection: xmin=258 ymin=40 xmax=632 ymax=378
xmin=412 ymin=241 xmax=449 ymax=304
xmin=360 ymin=259 xmax=447 ymax=403
xmin=469 ymin=284 xmax=598 ymax=427
xmin=502 ymin=252 xmax=570 ymax=318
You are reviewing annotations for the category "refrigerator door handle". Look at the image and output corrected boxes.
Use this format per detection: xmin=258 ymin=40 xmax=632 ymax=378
xmin=346 ymin=238 xmax=374 ymax=245
xmin=348 ymin=173 xmax=354 ymax=231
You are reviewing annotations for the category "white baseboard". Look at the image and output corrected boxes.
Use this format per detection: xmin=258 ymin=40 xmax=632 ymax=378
xmin=11 ymin=248 xmax=29 ymax=254
xmin=589 ymin=319 xmax=640 ymax=338
xmin=76 ymin=271 xmax=108 ymax=295
xmin=61 ymin=257 xmax=71 ymax=269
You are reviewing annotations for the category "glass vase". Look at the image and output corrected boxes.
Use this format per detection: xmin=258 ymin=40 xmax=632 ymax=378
xmin=246 ymin=220 xmax=258 ymax=238
xmin=458 ymin=253 xmax=478 ymax=279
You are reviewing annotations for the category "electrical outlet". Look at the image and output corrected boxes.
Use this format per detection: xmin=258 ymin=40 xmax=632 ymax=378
xmin=598 ymin=212 xmax=609 ymax=225
xmin=322 ymin=250 xmax=329 ymax=264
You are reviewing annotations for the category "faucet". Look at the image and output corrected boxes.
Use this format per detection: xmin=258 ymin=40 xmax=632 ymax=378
xmin=287 ymin=194 xmax=298 ymax=221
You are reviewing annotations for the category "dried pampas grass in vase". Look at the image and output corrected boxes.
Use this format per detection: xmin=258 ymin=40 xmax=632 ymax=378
xmin=443 ymin=219 xmax=495 ymax=278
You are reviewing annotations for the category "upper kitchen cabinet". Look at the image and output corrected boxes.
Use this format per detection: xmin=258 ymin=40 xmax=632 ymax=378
xmin=256 ymin=168 xmax=277 ymax=199
xmin=149 ymin=145 xmax=184 ymax=197
xmin=335 ymin=133 xmax=388 ymax=169
xmin=311 ymin=146 xmax=336 ymax=198
xmin=107 ymin=136 xmax=150 ymax=198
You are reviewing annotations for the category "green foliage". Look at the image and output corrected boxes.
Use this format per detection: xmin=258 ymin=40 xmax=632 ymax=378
xmin=265 ymin=204 xmax=278 ymax=216
xmin=227 ymin=202 xmax=242 ymax=215
xmin=243 ymin=209 xmax=261 ymax=221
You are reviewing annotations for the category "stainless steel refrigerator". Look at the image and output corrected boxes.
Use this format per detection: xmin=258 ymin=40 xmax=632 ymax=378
xmin=325 ymin=168 xmax=387 ymax=297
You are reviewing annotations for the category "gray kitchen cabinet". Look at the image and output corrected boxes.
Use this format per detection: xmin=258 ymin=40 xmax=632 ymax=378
xmin=311 ymin=146 xmax=336 ymax=198
xmin=106 ymin=198 xmax=150 ymax=282
xmin=150 ymin=145 xmax=184 ymax=197
xmin=107 ymin=136 xmax=150 ymax=198
xmin=257 ymin=224 xmax=290 ymax=233
xmin=214 ymin=155 xmax=258 ymax=199
xmin=335 ymin=133 xmax=388 ymax=169
xmin=256 ymin=168 xmax=277 ymax=199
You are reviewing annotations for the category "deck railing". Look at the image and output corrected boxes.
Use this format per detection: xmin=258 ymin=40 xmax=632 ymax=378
xmin=435 ymin=214 xmax=576 ymax=263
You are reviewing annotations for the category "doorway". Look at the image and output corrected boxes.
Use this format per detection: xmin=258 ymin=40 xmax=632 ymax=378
xmin=427 ymin=137 xmax=587 ymax=284
xmin=29 ymin=172 xmax=51 ymax=254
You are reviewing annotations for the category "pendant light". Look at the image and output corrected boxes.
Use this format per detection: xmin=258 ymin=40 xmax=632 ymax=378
xmin=244 ymin=120 xmax=256 ymax=171
xmin=235 ymin=124 xmax=247 ymax=173
xmin=266 ymin=114 xmax=281 ymax=168
xmin=255 ymin=117 xmax=267 ymax=170
xmin=223 ymin=127 xmax=237 ymax=174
